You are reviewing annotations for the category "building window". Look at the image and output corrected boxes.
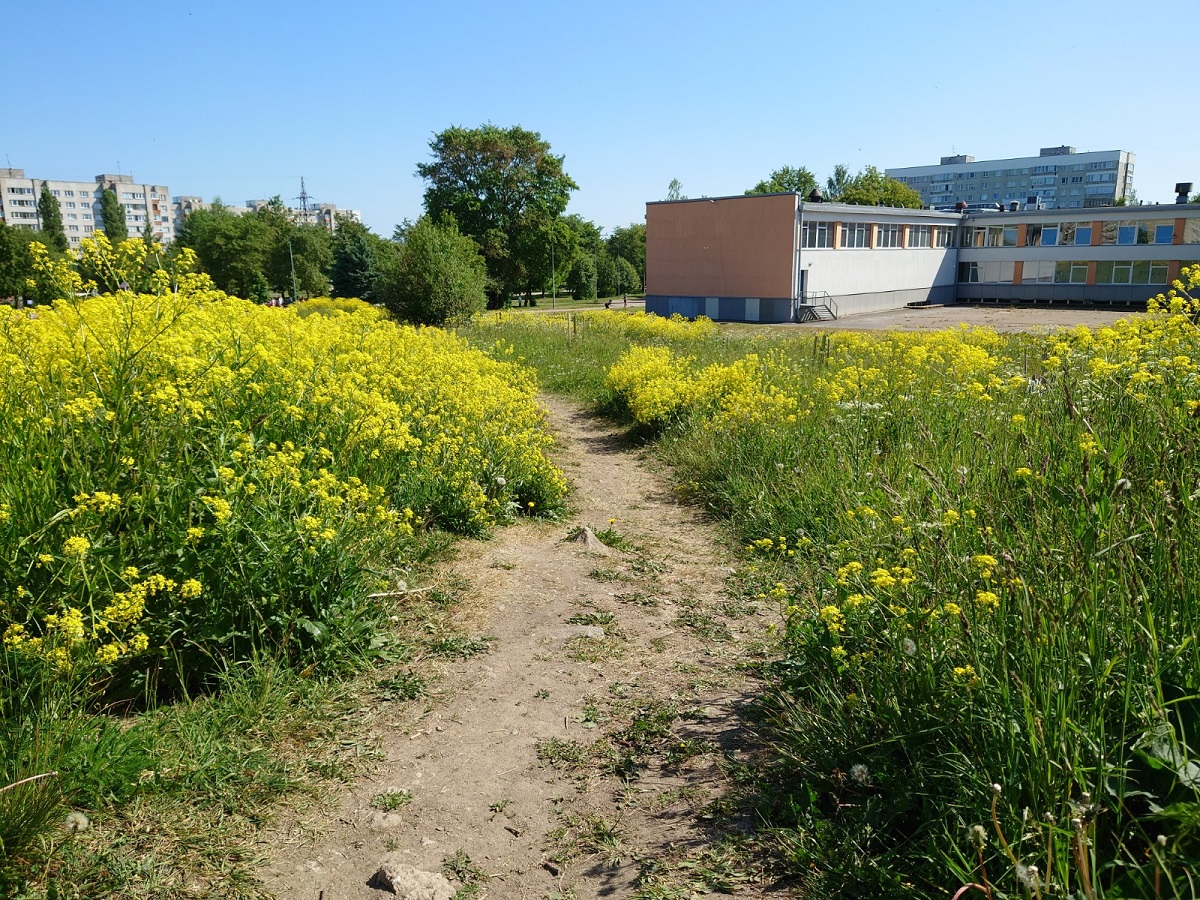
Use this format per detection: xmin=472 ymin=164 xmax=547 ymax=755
xmin=1075 ymin=226 xmax=1092 ymax=246
xmin=1025 ymin=224 xmax=1043 ymax=246
xmin=1021 ymin=260 xmax=1055 ymax=283
xmin=958 ymin=262 xmax=979 ymax=283
xmin=935 ymin=226 xmax=956 ymax=248
xmin=1002 ymin=226 xmax=1018 ymax=247
xmin=908 ymin=224 xmax=931 ymax=248
xmin=840 ymin=222 xmax=868 ymax=248
xmin=876 ymin=224 xmax=901 ymax=248
xmin=68 ymin=224 xmax=79 ymax=231
xmin=801 ymin=221 xmax=832 ymax=248
xmin=1054 ymin=262 xmax=1089 ymax=284
xmin=1155 ymin=224 xmax=1175 ymax=244
xmin=64 ymin=190 xmax=74 ymax=197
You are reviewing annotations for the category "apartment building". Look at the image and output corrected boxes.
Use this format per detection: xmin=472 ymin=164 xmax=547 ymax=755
xmin=645 ymin=192 xmax=1200 ymax=323
xmin=886 ymin=146 xmax=1135 ymax=210
xmin=0 ymin=169 xmax=174 ymax=244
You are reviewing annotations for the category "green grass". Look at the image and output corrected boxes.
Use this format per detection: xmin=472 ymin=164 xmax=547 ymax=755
xmin=464 ymin=294 xmax=1200 ymax=898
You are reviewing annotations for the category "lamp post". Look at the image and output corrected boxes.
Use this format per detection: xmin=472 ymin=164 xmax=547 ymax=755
xmin=287 ymin=237 xmax=299 ymax=304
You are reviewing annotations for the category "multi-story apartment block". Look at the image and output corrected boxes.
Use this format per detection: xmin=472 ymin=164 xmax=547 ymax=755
xmin=886 ymin=147 xmax=1135 ymax=211
xmin=0 ymin=169 xmax=174 ymax=245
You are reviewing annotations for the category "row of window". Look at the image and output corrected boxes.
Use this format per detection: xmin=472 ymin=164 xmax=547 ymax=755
xmin=798 ymin=218 xmax=1193 ymax=251
xmin=801 ymin=221 xmax=956 ymax=249
xmin=961 ymin=219 xmax=1189 ymax=248
xmin=958 ymin=259 xmax=1181 ymax=285
xmin=903 ymin=161 xmax=1123 ymax=184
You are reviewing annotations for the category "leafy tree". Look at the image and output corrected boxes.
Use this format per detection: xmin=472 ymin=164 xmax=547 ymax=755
xmin=825 ymin=164 xmax=853 ymax=201
xmin=266 ymin=221 xmax=332 ymax=298
xmin=176 ymin=200 xmax=272 ymax=300
xmin=37 ymin=185 xmax=68 ymax=252
xmin=605 ymin=224 xmax=645 ymax=288
xmin=566 ymin=254 xmax=597 ymax=301
xmin=0 ymin=222 xmax=41 ymax=300
xmin=99 ymin=188 xmax=129 ymax=241
xmin=839 ymin=166 xmax=924 ymax=208
xmin=417 ymin=124 xmax=577 ymax=306
xmin=614 ymin=256 xmax=639 ymax=296
xmin=330 ymin=218 xmax=391 ymax=301
xmin=746 ymin=166 xmax=818 ymax=196
xmin=376 ymin=215 xmax=487 ymax=325
xmin=666 ymin=178 xmax=686 ymax=201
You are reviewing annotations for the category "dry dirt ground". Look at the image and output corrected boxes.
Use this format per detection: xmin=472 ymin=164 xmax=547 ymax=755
xmin=260 ymin=397 xmax=778 ymax=900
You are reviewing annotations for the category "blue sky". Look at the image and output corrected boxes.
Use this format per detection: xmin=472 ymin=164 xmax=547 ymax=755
xmin=7 ymin=0 xmax=1196 ymax=235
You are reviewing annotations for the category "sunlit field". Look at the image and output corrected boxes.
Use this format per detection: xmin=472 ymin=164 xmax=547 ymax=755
xmin=469 ymin=277 xmax=1200 ymax=898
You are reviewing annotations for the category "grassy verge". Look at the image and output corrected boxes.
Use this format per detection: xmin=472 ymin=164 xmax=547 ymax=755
xmin=464 ymin=284 xmax=1200 ymax=898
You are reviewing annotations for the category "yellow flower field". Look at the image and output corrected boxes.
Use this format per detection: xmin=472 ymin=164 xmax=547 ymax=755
xmin=0 ymin=285 xmax=566 ymax=695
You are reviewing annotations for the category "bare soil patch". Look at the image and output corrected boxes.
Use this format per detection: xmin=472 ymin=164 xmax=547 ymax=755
xmin=261 ymin=397 xmax=776 ymax=899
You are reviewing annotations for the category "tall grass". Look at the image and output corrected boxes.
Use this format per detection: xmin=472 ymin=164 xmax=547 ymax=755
xmin=466 ymin=293 xmax=1200 ymax=897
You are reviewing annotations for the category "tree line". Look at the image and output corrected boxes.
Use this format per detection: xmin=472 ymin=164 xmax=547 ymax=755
xmin=2 ymin=124 xmax=648 ymax=326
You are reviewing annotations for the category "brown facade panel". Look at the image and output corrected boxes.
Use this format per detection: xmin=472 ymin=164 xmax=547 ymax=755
xmin=646 ymin=195 xmax=796 ymax=299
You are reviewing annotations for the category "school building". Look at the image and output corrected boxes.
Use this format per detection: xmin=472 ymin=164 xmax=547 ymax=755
xmin=644 ymin=192 xmax=1200 ymax=324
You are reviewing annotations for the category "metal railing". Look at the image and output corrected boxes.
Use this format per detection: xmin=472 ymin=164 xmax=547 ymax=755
xmin=794 ymin=291 xmax=838 ymax=322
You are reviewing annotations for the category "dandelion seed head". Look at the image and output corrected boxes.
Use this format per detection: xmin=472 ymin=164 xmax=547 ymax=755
xmin=65 ymin=811 xmax=90 ymax=833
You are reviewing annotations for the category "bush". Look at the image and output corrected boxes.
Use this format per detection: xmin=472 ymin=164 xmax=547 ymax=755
xmin=0 ymin=289 xmax=566 ymax=701
xmin=377 ymin=216 xmax=487 ymax=325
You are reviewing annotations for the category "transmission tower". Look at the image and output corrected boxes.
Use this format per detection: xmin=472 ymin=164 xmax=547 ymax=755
xmin=294 ymin=177 xmax=316 ymax=226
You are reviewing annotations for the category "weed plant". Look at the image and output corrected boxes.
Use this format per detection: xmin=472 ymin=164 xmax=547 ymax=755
xmin=469 ymin=278 xmax=1200 ymax=897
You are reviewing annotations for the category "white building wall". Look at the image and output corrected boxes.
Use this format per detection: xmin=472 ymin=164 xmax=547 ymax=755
xmin=805 ymin=247 xmax=957 ymax=316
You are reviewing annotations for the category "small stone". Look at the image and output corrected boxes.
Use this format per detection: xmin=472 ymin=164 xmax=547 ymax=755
xmin=370 ymin=855 xmax=455 ymax=898
xmin=568 ymin=526 xmax=612 ymax=553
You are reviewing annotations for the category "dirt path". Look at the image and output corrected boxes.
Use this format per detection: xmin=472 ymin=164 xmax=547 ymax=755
xmin=261 ymin=396 xmax=774 ymax=899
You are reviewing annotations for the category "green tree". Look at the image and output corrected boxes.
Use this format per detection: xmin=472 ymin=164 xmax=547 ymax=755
xmin=666 ymin=178 xmax=686 ymax=201
xmin=376 ymin=215 xmax=487 ymax=325
xmin=330 ymin=218 xmax=390 ymax=301
xmin=566 ymin=254 xmax=597 ymax=301
xmin=0 ymin=223 xmax=37 ymax=300
xmin=37 ymin=185 xmax=68 ymax=252
xmin=99 ymin=188 xmax=129 ymax=241
xmin=417 ymin=124 xmax=577 ymax=307
xmin=824 ymin=164 xmax=853 ymax=201
xmin=839 ymin=166 xmax=924 ymax=208
xmin=746 ymin=166 xmax=818 ymax=196
xmin=266 ymin=221 xmax=332 ymax=298
xmin=176 ymin=200 xmax=271 ymax=300
xmin=605 ymin=224 xmax=646 ymax=289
